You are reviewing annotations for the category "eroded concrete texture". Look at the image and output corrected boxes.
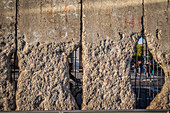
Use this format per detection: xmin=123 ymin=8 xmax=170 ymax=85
xmin=144 ymin=0 xmax=170 ymax=109
xmin=0 ymin=0 xmax=169 ymax=111
xmin=82 ymin=0 xmax=142 ymax=110
xmin=82 ymin=0 xmax=170 ymax=110
xmin=16 ymin=0 xmax=81 ymax=110
xmin=145 ymin=35 xmax=170 ymax=109
xmin=16 ymin=39 xmax=79 ymax=110
xmin=82 ymin=34 xmax=140 ymax=110
xmin=0 ymin=36 xmax=16 ymax=111
xmin=0 ymin=0 xmax=16 ymax=111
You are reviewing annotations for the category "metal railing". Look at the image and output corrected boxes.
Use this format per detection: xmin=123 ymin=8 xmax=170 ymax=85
xmin=0 ymin=110 xmax=169 ymax=113
xmin=130 ymin=37 xmax=165 ymax=109
xmin=68 ymin=46 xmax=83 ymax=109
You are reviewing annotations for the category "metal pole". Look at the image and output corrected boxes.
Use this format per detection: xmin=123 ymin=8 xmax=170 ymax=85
xmin=144 ymin=38 xmax=147 ymax=108
xmin=161 ymin=68 xmax=163 ymax=87
xmin=138 ymin=37 xmax=144 ymax=108
xmin=135 ymin=46 xmax=138 ymax=109
xmin=147 ymin=47 xmax=151 ymax=104
xmin=75 ymin=49 xmax=76 ymax=79
xmin=152 ymin=59 xmax=155 ymax=98
xmin=157 ymin=63 xmax=159 ymax=93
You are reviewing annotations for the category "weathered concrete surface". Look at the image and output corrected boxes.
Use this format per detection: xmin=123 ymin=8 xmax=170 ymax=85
xmin=0 ymin=0 xmax=169 ymax=111
xmin=18 ymin=0 xmax=80 ymax=44
xmin=82 ymin=0 xmax=142 ymax=110
xmin=0 ymin=0 xmax=16 ymax=38
xmin=144 ymin=0 xmax=169 ymax=41
xmin=16 ymin=0 xmax=81 ymax=110
xmin=145 ymin=35 xmax=170 ymax=109
xmin=0 ymin=0 xmax=16 ymax=111
xmin=144 ymin=0 xmax=170 ymax=109
xmin=82 ymin=34 xmax=140 ymax=110
xmin=0 ymin=36 xmax=16 ymax=111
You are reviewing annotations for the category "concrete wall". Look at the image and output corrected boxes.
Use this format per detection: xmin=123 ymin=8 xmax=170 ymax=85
xmin=0 ymin=0 xmax=16 ymax=111
xmin=82 ymin=0 xmax=142 ymax=110
xmin=144 ymin=0 xmax=170 ymax=109
xmin=82 ymin=0 xmax=170 ymax=110
xmin=0 ymin=0 xmax=169 ymax=111
xmin=16 ymin=0 xmax=81 ymax=110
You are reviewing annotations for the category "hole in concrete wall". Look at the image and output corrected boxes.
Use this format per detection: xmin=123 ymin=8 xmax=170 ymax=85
xmin=9 ymin=52 xmax=19 ymax=87
xmin=130 ymin=37 xmax=165 ymax=109
xmin=8 ymin=51 xmax=19 ymax=110
xmin=68 ymin=46 xmax=83 ymax=109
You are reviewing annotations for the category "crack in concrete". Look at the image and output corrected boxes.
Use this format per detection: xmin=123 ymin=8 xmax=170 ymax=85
xmin=14 ymin=0 xmax=19 ymax=110
xmin=167 ymin=0 xmax=169 ymax=23
xmin=141 ymin=0 xmax=144 ymax=37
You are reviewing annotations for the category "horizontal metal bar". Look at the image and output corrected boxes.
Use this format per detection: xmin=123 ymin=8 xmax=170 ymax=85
xmin=0 ymin=110 xmax=169 ymax=113
xmin=0 ymin=111 xmax=60 ymax=113
xmin=64 ymin=110 xmax=169 ymax=113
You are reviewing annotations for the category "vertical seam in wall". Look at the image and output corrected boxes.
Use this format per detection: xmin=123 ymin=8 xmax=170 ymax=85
xmin=14 ymin=0 xmax=18 ymax=110
xmin=167 ymin=0 xmax=169 ymax=23
xmin=15 ymin=0 xmax=18 ymax=48
xmin=14 ymin=0 xmax=18 ymax=59
xmin=80 ymin=0 xmax=83 ymax=110
xmin=141 ymin=0 xmax=145 ymax=37
xmin=80 ymin=0 xmax=83 ymax=43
